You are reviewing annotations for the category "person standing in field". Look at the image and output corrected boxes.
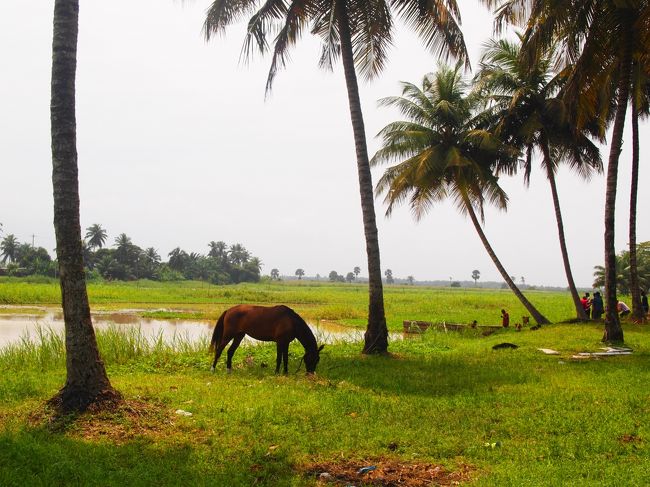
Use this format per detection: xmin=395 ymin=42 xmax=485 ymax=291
xmin=641 ymin=290 xmax=649 ymax=317
xmin=581 ymin=292 xmax=592 ymax=319
xmin=501 ymin=309 xmax=510 ymax=328
xmin=591 ymin=292 xmax=604 ymax=320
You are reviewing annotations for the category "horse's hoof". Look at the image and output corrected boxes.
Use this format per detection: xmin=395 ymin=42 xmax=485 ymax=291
xmin=226 ymin=368 xmax=232 ymax=374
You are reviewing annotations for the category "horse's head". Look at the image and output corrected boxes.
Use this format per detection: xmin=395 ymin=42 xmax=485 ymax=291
xmin=304 ymin=344 xmax=324 ymax=374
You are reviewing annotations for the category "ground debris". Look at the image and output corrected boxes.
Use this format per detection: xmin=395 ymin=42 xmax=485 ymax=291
xmin=304 ymin=458 xmax=475 ymax=486
xmin=28 ymin=399 xmax=173 ymax=442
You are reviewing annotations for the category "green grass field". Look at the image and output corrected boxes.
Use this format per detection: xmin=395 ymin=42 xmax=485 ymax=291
xmin=0 ymin=279 xmax=647 ymax=485
xmin=0 ymin=277 xmax=576 ymax=328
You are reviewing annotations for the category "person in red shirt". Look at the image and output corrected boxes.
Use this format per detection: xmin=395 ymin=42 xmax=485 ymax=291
xmin=501 ymin=309 xmax=510 ymax=328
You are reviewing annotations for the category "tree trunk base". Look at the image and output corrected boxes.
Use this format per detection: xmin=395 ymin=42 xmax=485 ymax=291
xmin=362 ymin=329 xmax=389 ymax=354
xmin=47 ymin=386 xmax=122 ymax=414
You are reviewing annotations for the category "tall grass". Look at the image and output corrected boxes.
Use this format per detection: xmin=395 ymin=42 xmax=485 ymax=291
xmin=0 ymin=325 xmax=208 ymax=372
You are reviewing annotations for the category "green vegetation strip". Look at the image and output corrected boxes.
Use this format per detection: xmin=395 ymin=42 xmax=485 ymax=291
xmin=0 ymin=278 xmax=577 ymax=328
xmin=0 ymin=322 xmax=648 ymax=485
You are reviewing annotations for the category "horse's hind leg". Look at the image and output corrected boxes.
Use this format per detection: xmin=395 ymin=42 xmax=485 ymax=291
xmin=211 ymin=341 xmax=228 ymax=372
xmin=226 ymin=334 xmax=245 ymax=372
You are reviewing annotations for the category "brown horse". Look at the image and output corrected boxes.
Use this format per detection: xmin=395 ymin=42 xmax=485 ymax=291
xmin=209 ymin=304 xmax=324 ymax=374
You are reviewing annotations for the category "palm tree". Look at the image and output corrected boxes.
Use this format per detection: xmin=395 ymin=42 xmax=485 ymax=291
xmin=49 ymin=0 xmax=118 ymax=412
xmin=270 ymin=268 xmax=280 ymax=280
xmin=474 ymin=37 xmax=602 ymax=320
xmin=295 ymin=268 xmax=305 ymax=280
xmin=203 ymin=0 xmax=469 ymax=354
xmin=353 ymin=266 xmax=361 ymax=279
xmin=85 ymin=224 xmax=107 ymax=250
xmin=513 ymin=0 xmax=650 ymax=341
xmin=1 ymin=234 xmax=19 ymax=264
xmin=627 ymin=63 xmax=650 ymax=320
xmin=208 ymin=241 xmax=227 ymax=259
xmin=228 ymin=243 xmax=250 ymax=266
xmin=144 ymin=247 xmax=161 ymax=263
xmin=472 ymin=269 xmax=481 ymax=286
xmin=372 ymin=64 xmax=549 ymax=324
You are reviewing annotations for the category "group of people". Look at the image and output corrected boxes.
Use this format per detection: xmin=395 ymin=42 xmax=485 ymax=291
xmin=580 ymin=291 xmax=649 ymax=319
xmin=497 ymin=291 xmax=648 ymax=327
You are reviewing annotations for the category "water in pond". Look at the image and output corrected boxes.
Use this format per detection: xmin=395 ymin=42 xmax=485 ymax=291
xmin=0 ymin=306 xmax=370 ymax=349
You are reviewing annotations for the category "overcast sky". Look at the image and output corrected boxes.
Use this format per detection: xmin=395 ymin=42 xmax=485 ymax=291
xmin=1 ymin=0 xmax=648 ymax=287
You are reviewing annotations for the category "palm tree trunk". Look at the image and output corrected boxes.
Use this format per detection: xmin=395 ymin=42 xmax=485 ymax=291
xmin=464 ymin=196 xmax=550 ymax=325
xmin=51 ymin=0 xmax=119 ymax=412
xmin=629 ymin=89 xmax=643 ymax=321
xmin=540 ymin=138 xmax=587 ymax=320
xmin=603 ymin=19 xmax=633 ymax=343
xmin=336 ymin=0 xmax=387 ymax=353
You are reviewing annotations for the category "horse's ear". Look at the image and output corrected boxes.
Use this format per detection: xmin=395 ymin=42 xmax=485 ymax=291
xmin=318 ymin=344 xmax=325 ymax=352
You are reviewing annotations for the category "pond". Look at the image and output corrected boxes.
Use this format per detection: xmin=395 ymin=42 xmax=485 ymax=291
xmin=0 ymin=306 xmax=373 ymax=350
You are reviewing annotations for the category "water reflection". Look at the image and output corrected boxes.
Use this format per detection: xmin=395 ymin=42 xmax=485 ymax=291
xmin=0 ymin=307 xmax=393 ymax=349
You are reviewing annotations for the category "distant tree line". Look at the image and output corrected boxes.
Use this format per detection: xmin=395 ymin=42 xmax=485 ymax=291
xmin=0 ymin=224 xmax=261 ymax=284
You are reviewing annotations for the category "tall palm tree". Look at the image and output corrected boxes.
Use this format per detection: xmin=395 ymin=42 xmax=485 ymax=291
xmin=228 ymin=243 xmax=250 ymax=265
xmin=475 ymin=37 xmax=602 ymax=320
xmin=0 ymin=234 xmax=19 ymax=264
xmin=203 ymin=0 xmax=469 ymax=354
xmin=372 ymin=65 xmax=549 ymax=324
xmin=50 ymin=0 xmax=118 ymax=411
xmin=85 ymin=223 xmax=107 ymax=250
xmin=521 ymin=0 xmax=650 ymax=341
xmin=627 ymin=62 xmax=650 ymax=320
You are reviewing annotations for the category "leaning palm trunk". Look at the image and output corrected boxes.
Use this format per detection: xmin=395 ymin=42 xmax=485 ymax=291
xmin=603 ymin=23 xmax=633 ymax=343
xmin=463 ymin=196 xmax=550 ymax=325
xmin=50 ymin=0 xmax=119 ymax=411
xmin=629 ymin=93 xmax=643 ymax=321
xmin=336 ymin=0 xmax=388 ymax=353
xmin=540 ymin=139 xmax=587 ymax=320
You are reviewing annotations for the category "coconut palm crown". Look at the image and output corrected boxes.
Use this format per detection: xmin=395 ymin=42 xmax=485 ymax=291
xmin=372 ymin=64 xmax=550 ymax=324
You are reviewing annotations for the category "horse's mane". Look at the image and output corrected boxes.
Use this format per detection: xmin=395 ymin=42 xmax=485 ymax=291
xmin=281 ymin=305 xmax=317 ymax=352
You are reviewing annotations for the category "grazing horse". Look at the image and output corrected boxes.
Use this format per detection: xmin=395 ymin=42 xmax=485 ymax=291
xmin=209 ymin=304 xmax=324 ymax=374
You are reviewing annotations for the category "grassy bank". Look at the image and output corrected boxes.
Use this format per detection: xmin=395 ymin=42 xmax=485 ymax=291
xmin=0 ymin=322 xmax=648 ymax=485
xmin=0 ymin=277 xmax=577 ymax=329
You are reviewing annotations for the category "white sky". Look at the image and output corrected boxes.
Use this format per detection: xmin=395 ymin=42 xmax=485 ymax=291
xmin=0 ymin=0 xmax=647 ymax=287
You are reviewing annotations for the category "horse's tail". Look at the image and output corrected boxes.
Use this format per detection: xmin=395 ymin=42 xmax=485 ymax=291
xmin=209 ymin=310 xmax=226 ymax=352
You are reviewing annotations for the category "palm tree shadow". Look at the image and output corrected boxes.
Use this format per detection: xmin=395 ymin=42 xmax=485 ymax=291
xmin=318 ymin=350 xmax=531 ymax=398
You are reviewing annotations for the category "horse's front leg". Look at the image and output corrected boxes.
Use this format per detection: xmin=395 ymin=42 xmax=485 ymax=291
xmin=226 ymin=334 xmax=245 ymax=372
xmin=282 ymin=343 xmax=289 ymax=375
xmin=275 ymin=342 xmax=282 ymax=374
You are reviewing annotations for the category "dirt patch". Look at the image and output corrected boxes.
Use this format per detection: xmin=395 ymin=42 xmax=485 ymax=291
xmin=28 ymin=398 xmax=174 ymax=443
xmin=304 ymin=458 xmax=475 ymax=486
xmin=618 ymin=433 xmax=643 ymax=445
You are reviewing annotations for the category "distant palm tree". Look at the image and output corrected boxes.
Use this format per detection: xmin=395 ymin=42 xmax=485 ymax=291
xmin=208 ymin=241 xmax=227 ymax=259
xmin=250 ymin=257 xmax=263 ymax=272
xmin=475 ymin=37 xmax=602 ymax=320
xmin=384 ymin=269 xmax=394 ymax=285
xmin=270 ymin=268 xmax=280 ymax=280
xmin=407 ymin=275 xmax=414 ymax=285
xmin=295 ymin=268 xmax=305 ymax=280
xmin=144 ymin=247 xmax=161 ymax=263
xmin=372 ymin=64 xmax=549 ymax=324
xmin=1 ymin=234 xmax=19 ymax=263
xmin=50 ymin=0 xmax=117 ymax=412
xmin=85 ymin=224 xmax=107 ymax=250
xmin=472 ymin=270 xmax=481 ymax=286
xmin=353 ymin=266 xmax=361 ymax=279
xmin=203 ymin=0 xmax=469 ymax=354
xmin=228 ymin=244 xmax=250 ymax=266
